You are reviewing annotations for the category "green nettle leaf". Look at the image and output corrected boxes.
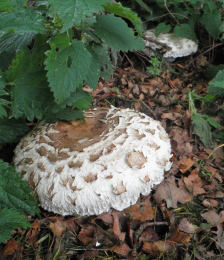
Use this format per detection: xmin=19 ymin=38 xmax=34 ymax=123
xmin=0 ymin=9 xmax=45 ymax=35
xmin=103 ymin=2 xmax=143 ymax=35
xmin=0 ymin=208 xmax=30 ymax=243
xmin=192 ymin=113 xmax=214 ymax=147
xmin=174 ymin=23 xmax=196 ymax=40
xmin=155 ymin=23 xmax=171 ymax=36
xmin=208 ymin=70 xmax=224 ymax=96
xmin=0 ymin=119 xmax=29 ymax=144
xmin=200 ymin=12 xmax=222 ymax=39
xmin=45 ymin=39 xmax=92 ymax=103
xmin=0 ymin=33 xmax=35 ymax=54
xmin=94 ymin=14 xmax=144 ymax=51
xmin=48 ymin=0 xmax=110 ymax=32
xmin=0 ymin=160 xmax=39 ymax=215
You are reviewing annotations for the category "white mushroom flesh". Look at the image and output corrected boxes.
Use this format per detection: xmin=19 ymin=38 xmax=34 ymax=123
xmin=13 ymin=107 xmax=172 ymax=216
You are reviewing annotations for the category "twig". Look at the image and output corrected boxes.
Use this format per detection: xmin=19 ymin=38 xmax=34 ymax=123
xmin=164 ymin=0 xmax=180 ymax=24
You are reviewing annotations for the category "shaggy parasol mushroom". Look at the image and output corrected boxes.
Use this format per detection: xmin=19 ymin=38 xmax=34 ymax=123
xmin=13 ymin=107 xmax=172 ymax=216
xmin=143 ymin=29 xmax=198 ymax=60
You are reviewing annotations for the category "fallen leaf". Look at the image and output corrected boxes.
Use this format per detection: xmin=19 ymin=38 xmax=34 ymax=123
xmin=112 ymin=212 xmax=125 ymax=241
xmin=201 ymin=210 xmax=221 ymax=226
xmin=96 ymin=212 xmax=113 ymax=224
xmin=142 ymin=240 xmax=173 ymax=256
xmin=110 ymin=243 xmax=131 ymax=256
xmin=183 ymin=169 xmax=205 ymax=196
xmin=139 ymin=227 xmax=159 ymax=242
xmin=154 ymin=176 xmax=192 ymax=208
xmin=179 ymin=158 xmax=195 ymax=173
xmin=3 ymin=239 xmax=19 ymax=256
xmin=178 ymin=218 xmax=196 ymax=234
xmin=202 ymin=198 xmax=219 ymax=208
xmin=78 ymin=225 xmax=95 ymax=245
xmin=169 ymin=228 xmax=191 ymax=243
xmin=25 ymin=219 xmax=41 ymax=247
xmin=49 ymin=217 xmax=67 ymax=238
xmin=127 ymin=202 xmax=155 ymax=222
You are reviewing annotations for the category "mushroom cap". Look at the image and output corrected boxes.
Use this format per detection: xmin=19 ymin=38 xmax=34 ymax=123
xmin=13 ymin=107 xmax=172 ymax=216
xmin=144 ymin=30 xmax=198 ymax=58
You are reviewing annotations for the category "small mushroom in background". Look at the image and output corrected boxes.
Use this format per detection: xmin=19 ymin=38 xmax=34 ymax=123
xmin=143 ymin=29 xmax=198 ymax=60
xmin=13 ymin=107 xmax=172 ymax=216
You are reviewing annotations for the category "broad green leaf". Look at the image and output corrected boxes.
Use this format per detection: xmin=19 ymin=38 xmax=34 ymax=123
xmin=0 ymin=208 xmax=30 ymax=243
xmin=0 ymin=9 xmax=45 ymax=35
xmin=208 ymin=70 xmax=224 ymax=96
xmin=94 ymin=14 xmax=144 ymax=51
xmin=174 ymin=23 xmax=196 ymax=40
xmin=104 ymin=2 xmax=142 ymax=35
xmin=0 ymin=33 xmax=35 ymax=54
xmin=48 ymin=0 xmax=110 ymax=32
xmin=155 ymin=23 xmax=171 ymax=36
xmin=45 ymin=39 xmax=92 ymax=103
xmin=192 ymin=113 xmax=214 ymax=147
xmin=0 ymin=119 xmax=29 ymax=144
xmin=0 ymin=160 xmax=39 ymax=215
xmin=200 ymin=11 xmax=222 ymax=39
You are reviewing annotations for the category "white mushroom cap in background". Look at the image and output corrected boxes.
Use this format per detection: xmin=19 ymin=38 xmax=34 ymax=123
xmin=144 ymin=29 xmax=198 ymax=59
xmin=13 ymin=107 xmax=172 ymax=216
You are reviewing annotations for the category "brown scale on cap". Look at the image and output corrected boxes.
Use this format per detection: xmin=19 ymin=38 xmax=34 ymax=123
xmin=126 ymin=151 xmax=147 ymax=169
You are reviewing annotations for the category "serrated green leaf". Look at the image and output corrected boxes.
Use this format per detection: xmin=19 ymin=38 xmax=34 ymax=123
xmin=48 ymin=0 xmax=110 ymax=32
xmin=202 ymin=115 xmax=222 ymax=129
xmin=174 ymin=23 xmax=196 ymax=40
xmin=208 ymin=69 xmax=224 ymax=96
xmin=0 ymin=160 xmax=39 ymax=216
xmin=192 ymin=113 xmax=214 ymax=147
xmin=0 ymin=9 xmax=45 ymax=35
xmin=104 ymin=2 xmax=142 ymax=35
xmin=200 ymin=11 xmax=222 ymax=39
xmin=0 ymin=33 xmax=34 ymax=54
xmin=0 ymin=0 xmax=17 ymax=11
xmin=45 ymin=39 xmax=92 ymax=103
xmin=0 ymin=208 xmax=30 ymax=243
xmin=0 ymin=119 xmax=29 ymax=144
xmin=94 ymin=14 xmax=144 ymax=51
xmin=155 ymin=23 xmax=171 ymax=36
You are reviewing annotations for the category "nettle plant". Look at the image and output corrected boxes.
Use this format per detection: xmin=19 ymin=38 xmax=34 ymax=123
xmin=0 ymin=0 xmax=144 ymax=145
xmin=0 ymin=0 xmax=144 ymax=242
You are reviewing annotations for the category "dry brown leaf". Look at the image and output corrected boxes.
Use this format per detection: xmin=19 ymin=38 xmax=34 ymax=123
xmin=112 ymin=212 xmax=125 ymax=241
xmin=169 ymin=228 xmax=191 ymax=243
xmin=3 ymin=239 xmax=19 ymax=256
xmin=142 ymin=240 xmax=173 ymax=256
xmin=154 ymin=176 xmax=192 ymax=208
xmin=49 ymin=217 xmax=67 ymax=238
xmin=25 ymin=219 xmax=41 ymax=246
xmin=178 ymin=218 xmax=196 ymax=234
xmin=201 ymin=210 xmax=221 ymax=226
xmin=183 ymin=169 xmax=205 ymax=196
xmin=139 ymin=227 xmax=159 ymax=242
xmin=110 ymin=243 xmax=131 ymax=256
xmin=127 ymin=202 xmax=155 ymax=222
xmin=179 ymin=158 xmax=195 ymax=173
xmin=96 ymin=212 xmax=113 ymax=224
xmin=78 ymin=225 xmax=95 ymax=245
xmin=202 ymin=198 xmax=219 ymax=208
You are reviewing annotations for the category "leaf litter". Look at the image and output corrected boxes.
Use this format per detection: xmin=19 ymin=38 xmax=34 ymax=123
xmin=1 ymin=56 xmax=224 ymax=259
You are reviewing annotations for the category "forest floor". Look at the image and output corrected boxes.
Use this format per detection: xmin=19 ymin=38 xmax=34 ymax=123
xmin=1 ymin=52 xmax=224 ymax=259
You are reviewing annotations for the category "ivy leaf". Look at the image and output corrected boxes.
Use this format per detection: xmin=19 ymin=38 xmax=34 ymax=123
xmin=174 ymin=23 xmax=197 ymax=40
xmin=208 ymin=69 xmax=224 ymax=96
xmin=94 ymin=14 xmax=144 ymax=51
xmin=45 ymin=39 xmax=92 ymax=103
xmin=48 ymin=0 xmax=110 ymax=32
xmin=192 ymin=113 xmax=214 ymax=147
xmin=0 ymin=33 xmax=35 ymax=54
xmin=200 ymin=11 xmax=222 ymax=39
xmin=0 ymin=119 xmax=29 ymax=144
xmin=0 ymin=208 xmax=30 ymax=243
xmin=104 ymin=2 xmax=143 ymax=35
xmin=0 ymin=160 xmax=39 ymax=215
xmin=0 ymin=9 xmax=45 ymax=35
xmin=155 ymin=22 xmax=171 ymax=36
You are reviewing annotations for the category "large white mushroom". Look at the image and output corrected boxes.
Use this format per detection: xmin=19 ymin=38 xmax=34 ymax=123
xmin=143 ymin=29 xmax=198 ymax=59
xmin=13 ymin=107 xmax=172 ymax=216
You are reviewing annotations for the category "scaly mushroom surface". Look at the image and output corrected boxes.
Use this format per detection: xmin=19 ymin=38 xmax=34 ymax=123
xmin=13 ymin=107 xmax=172 ymax=216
